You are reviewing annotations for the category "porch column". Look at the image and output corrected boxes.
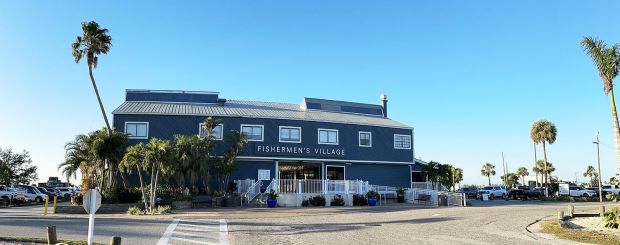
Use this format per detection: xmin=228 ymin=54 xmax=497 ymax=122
xmin=275 ymin=160 xmax=279 ymax=192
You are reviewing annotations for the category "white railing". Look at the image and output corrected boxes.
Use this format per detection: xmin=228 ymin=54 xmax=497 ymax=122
xmin=235 ymin=179 xmax=255 ymax=194
xmin=278 ymin=179 xmax=369 ymax=194
xmin=440 ymin=191 xmax=465 ymax=207
xmin=411 ymin=182 xmax=447 ymax=191
xmin=241 ymin=180 xmax=262 ymax=206
xmin=406 ymin=188 xmax=439 ymax=206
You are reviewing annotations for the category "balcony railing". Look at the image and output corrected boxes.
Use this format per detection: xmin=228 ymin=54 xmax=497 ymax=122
xmin=277 ymin=179 xmax=369 ymax=194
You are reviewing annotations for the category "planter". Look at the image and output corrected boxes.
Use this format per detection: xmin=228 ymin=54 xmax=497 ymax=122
xmin=267 ymin=198 xmax=278 ymax=208
xmin=397 ymin=195 xmax=405 ymax=203
xmin=368 ymin=197 xmax=377 ymax=206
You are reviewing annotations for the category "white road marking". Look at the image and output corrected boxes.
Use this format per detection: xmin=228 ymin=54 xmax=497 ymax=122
xmin=157 ymin=218 xmax=180 ymax=245
xmin=158 ymin=218 xmax=229 ymax=245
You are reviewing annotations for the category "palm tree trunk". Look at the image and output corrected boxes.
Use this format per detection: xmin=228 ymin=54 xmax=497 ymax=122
xmin=136 ymin=165 xmax=148 ymax=210
xmin=152 ymin=168 xmax=159 ymax=214
xmin=488 ymin=175 xmax=491 ymax=185
xmin=609 ymin=88 xmax=620 ymax=175
xmin=533 ymin=142 xmax=538 ymax=187
xmin=542 ymin=141 xmax=549 ymax=196
xmin=88 ymin=64 xmax=112 ymax=135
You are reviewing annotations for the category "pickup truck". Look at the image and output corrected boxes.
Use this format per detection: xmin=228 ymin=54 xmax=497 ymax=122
xmin=505 ymin=186 xmax=542 ymax=200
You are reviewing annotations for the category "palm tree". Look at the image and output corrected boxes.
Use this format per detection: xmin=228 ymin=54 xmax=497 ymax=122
xmin=583 ymin=165 xmax=598 ymax=187
xmin=540 ymin=161 xmax=556 ymax=183
xmin=581 ymin=37 xmax=620 ymax=174
xmin=59 ymin=134 xmax=91 ymax=183
xmin=120 ymin=143 xmax=149 ymax=209
xmin=422 ymin=161 xmax=441 ymax=184
xmin=516 ymin=167 xmax=529 ymax=186
xmin=72 ymin=21 xmax=113 ymax=135
xmin=480 ymin=163 xmax=496 ymax=185
xmin=532 ymin=164 xmax=542 ymax=187
xmin=531 ymin=120 xmax=557 ymax=192
xmin=216 ymin=130 xmax=248 ymax=193
xmin=501 ymin=173 xmax=519 ymax=188
xmin=450 ymin=167 xmax=463 ymax=191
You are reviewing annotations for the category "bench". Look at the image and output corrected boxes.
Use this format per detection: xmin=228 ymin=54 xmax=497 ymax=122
xmin=415 ymin=194 xmax=431 ymax=202
xmin=191 ymin=195 xmax=214 ymax=208
xmin=156 ymin=196 xmax=173 ymax=207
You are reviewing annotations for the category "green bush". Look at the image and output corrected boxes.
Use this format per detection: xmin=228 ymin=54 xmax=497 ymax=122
xmin=606 ymin=193 xmax=620 ymax=202
xmin=330 ymin=195 xmax=345 ymax=206
xmin=366 ymin=190 xmax=379 ymax=199
xmin=127 ymin=206 xmax=142 ymax=215
xmin=604 ymin=207 xmax=620 ymax=229
xmin=352 ymin=194 xmax=367 ymax=206
xmin=301 ymin=199 xmax=309 ymax=207
xmin=309 ymin=195 xmax=326 ymax=206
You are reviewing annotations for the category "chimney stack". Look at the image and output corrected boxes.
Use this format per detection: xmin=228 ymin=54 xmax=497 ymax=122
xmin=380 ymin=94 xmax=388 ymax=117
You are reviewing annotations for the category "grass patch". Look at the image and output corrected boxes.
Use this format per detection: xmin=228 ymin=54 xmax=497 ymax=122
xmin=540 ymin=220 xmax=620 ymax=245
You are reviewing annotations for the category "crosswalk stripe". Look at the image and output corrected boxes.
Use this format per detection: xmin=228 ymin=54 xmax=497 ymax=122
xmin=157 ymin=219 xmax=180 ymax=245
xmin=158 ymin=218 xmax=229 ymax=245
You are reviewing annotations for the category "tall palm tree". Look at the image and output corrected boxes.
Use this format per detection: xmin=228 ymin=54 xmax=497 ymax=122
xmin=583 ymin=165 xmax=598 ymax=187
xmin=72 ymin=21 xmax=113 ymax=135
xmin=531 ymin=120 xmax=557 ymax=192
xmin=532 ymin=165 xmax=541 ymax=187
xmin=540 ymin=161 xmax=556 ymax=183
xmin=516 ymin=167 xmax=529 ymax=186
xmin=582 ymin=37 xmax=620 ymax=174
xmin=480 ymin=163 xmax=496 ymax=185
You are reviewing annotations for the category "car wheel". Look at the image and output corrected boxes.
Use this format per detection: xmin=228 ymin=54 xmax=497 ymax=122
xmin=35 ymin=197 xmax=42 ymax=203
xmin=582 ymin=193 xmax=589 ymax=198
xmin=489 ymin=194 xmax=495 ymax=200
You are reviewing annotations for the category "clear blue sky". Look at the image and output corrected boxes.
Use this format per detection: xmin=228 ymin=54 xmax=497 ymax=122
xmin=1 ymin=1 xmax=619 ymax=186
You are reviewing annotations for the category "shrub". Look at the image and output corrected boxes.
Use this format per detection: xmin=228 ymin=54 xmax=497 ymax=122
xmin=330 ymin=195 xmax=345 ymax=206
xmin=301 ymin=199 xmax=309 ymax=207
xmin=606 ymin=193 xmax=620 ymax=202
xmin=604 ymin=207 xmax=620 ymax=229
xmin=154 ymin=205 xmax=172 ymax=215
xmin=127 ymin=206 xmax=142 ymax=215
xmin=266 ymin=189 xmax=279 ymax=199
xmin=396 ymin=187 xmax=405 ymax=195
xmin=353 ymin=194 xmax=367 ymax=206
xmin=308 ymin=195 xmax=326 ymax=206
xmin=366 ymin=190 xmax=379 ymax=199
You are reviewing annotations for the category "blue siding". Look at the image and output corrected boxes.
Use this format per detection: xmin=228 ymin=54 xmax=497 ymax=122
xmin=230 ymin=160 xmax=275 ymax=186
xmin=342 ymin=163 xmax=411 ymax=187
xmin=126 ymin=91 xmax=219 ymax=103
xmin=113 ymin=114 xmax=414 ymax=163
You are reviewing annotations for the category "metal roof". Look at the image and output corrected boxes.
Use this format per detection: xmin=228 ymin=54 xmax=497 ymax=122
xmin=112 ymin=100 xmax=412 ymax=129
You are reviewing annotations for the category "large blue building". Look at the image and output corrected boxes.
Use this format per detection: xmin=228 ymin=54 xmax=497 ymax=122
xmin=112 ymin=89 xmax=425 ymax=190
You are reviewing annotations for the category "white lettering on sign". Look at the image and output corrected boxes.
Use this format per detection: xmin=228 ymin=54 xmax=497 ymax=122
xmin=256 ymin=145 xmax=346 ymax=157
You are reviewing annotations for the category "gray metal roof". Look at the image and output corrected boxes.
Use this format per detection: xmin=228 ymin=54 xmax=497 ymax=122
xmin=112 ymin=100 xmax=412 ymax=129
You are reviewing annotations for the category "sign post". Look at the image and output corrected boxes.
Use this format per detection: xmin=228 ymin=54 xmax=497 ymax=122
xmin=83 ymin=189 xmax=101 ymax=245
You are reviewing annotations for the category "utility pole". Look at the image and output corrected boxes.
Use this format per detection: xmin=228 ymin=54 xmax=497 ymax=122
xmin=502 ymin=152 xmax=507 ymax=187
xmin=593 ymin=131 xmax=603 ymax=203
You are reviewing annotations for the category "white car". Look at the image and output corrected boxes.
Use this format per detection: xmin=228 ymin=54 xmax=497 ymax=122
xmin=477 ymin=186 xmax=507 ymax=200
xmin=602 ymin=185 xmax=620 ymax=195
xmin=15 ymin=185 xmax=48 ymax=203
xmin=0 ymin=185 xmax=25 ymax=201
xmin=55 ymin=187 xmax=74 ymax=198
xmin=569 ymin=186 xmax=596 ymax=198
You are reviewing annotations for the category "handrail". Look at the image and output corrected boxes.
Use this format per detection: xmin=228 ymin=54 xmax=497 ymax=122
xmin=242 ymin=180 xmax=263 ymax=206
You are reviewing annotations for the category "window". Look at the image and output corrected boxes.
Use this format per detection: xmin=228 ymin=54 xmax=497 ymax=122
xmin=394 ymin=134 xmax=412 ymax=149
xmin=326 ymin=166 xmax=345 ymax=180
xmin=241 ymin=124 xmax=264 ymax=141
xmin=279 ymin=126 xmax=301 ymax=143
xmin=125 ymin=122 xmax=149 ymax=139
xmin=359 ymin=131 xmax=372 ymax=147
xmin=199 ymin=123 xmax=223 ymax=140
xmin=318 ymin=128 xmax=338 ymax=145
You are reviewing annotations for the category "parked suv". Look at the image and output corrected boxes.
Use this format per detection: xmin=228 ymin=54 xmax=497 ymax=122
xmin=505 ymin=186 xmax=542 ymax=200
xmin=477 ymin=186 xmax=506 ymax=200
xmin=569 ymin=186 xmax=596 ymax=198
xmin=457 ymin=187 xmax=478 ymax=198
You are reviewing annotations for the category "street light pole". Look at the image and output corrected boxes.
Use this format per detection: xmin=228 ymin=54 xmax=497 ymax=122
xmin=593 ymin=131 xmax=603 ymax=203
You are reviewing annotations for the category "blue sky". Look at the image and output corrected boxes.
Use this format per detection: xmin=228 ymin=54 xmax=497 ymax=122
xmin=1 ymin=1 xmax=619 ymax=185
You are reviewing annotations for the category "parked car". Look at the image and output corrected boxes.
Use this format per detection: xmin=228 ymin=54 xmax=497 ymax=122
xmin=601 ymin=185 xmax=620 ymax=195
xmin=36 ymin=187 xmax=56 ymax=198
xmin=477 ymin=186 xmax=507 ymax=200
xmin=45 ymin=188 xmax=60 ymax=197
xmin=505 ymin=186 xmax=542 ymax=200
xmin=55 ymin=187 xmax=74 ymax=198
xmin=456 ymin=187 xmax=478 ymax=198
xmin=569 ymin=186 xmax=596 ymax=198
xmin=586 ymin=187 xmax=610 ymax=197
xmin=0 ymin=186 xmax=26 ymax=203
xmin=15 ymin=185 xmax=48 ymax=203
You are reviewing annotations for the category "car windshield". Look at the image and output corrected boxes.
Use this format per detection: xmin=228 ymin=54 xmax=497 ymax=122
xmin=482 ymin=187 xmax=493 ymax=190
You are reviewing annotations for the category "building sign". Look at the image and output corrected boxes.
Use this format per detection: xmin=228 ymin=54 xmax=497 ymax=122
xmin=258 ymin=169 xmax=270 ymax=181
xmin=255 ymin=145 xmax=346 ymax=158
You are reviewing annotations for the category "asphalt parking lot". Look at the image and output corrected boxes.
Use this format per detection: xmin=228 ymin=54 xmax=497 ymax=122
xmin=0 ymin=201 xmax=614 ymax=245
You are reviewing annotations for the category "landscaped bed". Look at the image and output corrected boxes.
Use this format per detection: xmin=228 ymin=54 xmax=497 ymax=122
xmin=540 ymin=220 xmax=620 ymax=245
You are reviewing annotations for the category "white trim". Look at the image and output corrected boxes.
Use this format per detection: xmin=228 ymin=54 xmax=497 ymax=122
xmin=240 ymin=124 xmax=264 ymax=142
xmin=325 ymin=165 xmax=346 ymax=180
xmin=198 ymin=123 xmax=223 ymax=140
xmin=235 ymin=156 xmax=414 ymax=165
xmin=124 ymin=121 xmax=149 ymax=139
xmin=394 ymin=134 xmax=412 ymax=149
xmin=317 ymin=128 xmax=339 ymax=145
xmin=358 ymin=131 xmax=372 ymax=147
xmin=278 ymin=126 xmax=302 ymax=143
